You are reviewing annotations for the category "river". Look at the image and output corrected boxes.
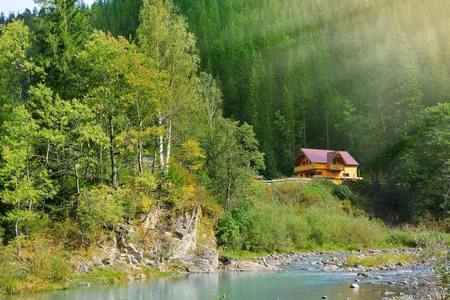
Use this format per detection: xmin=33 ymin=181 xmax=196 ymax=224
xmin=5 ymin=258 xmax=427 ymax=300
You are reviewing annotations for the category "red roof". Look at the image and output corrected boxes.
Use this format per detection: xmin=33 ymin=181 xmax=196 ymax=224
xmin=293 ymin=148 xmax=359 ymax=166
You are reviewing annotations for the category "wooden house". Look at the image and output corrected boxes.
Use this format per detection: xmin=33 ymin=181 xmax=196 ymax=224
xmin=293 ymin=148 xmax=362 ymax=184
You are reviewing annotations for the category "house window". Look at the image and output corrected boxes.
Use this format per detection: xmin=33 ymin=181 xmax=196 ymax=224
xmin=344 ymin=173 xmax=349 ymax=177
xmin=332 ymin=159 xmax=336 ymax=164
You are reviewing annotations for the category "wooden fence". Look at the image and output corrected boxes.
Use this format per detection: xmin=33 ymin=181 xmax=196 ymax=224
xmin=257 ymin=177 xmax=310 ymax=184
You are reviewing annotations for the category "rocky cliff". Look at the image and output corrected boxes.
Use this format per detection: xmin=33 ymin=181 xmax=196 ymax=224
xmin=75 ymin=203 xmax=219 ymax=276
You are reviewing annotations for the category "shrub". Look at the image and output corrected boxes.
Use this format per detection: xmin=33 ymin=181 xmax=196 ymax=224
xmin=332 ymin=184 xmax=353 ymax=200
xmin=77 ymin=185 xmax=125 ymax=245
xmin=0 ymin=242 xmax=72 ymax=294
xmin=383 ymin=227 xmax=418 ymax=247
xmin=215 ymin=213 xmax=240 ymax=247
xmin=246 ymin=205 xmax=291 ymax=252
xmin=215 ymin=200 xmax=259 ymax=248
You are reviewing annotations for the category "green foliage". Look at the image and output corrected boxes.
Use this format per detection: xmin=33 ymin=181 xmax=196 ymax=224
xmin=214 ymin=292 xmax=230 ymax=300
xmin=432 ymin=262 xmax=449 ymax=299
xmin=382 ymin=227 xmax=418 ymax=248
xmin=88 ymin=0 xmax=450 ymax=222
xmin=202 ymin=118 xmax=265 ymax=210
xmin=346 ymin=252 xmax=414 ymax=268
xmin=0 ymin=20 xmax=42 ymax=107
xmin=332 ymin=184 xmax=353 ymax=200
xmin=33 ymin=0 xmax=92 ymax=99
xmin=215 ymin=200 xmax=259 ymax=248
xmin=217 ymin=181 xmax=386 ymax=252
xmin=77 ymin=185 xmax=125 ymax=245
xmin=0 ymin=242 xmax=72 ymax=294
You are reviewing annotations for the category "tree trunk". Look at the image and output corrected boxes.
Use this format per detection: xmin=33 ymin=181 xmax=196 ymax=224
xmin=225 ymin=172 xmax=231 ymax=211
xmin=15 ymin=214 xmax=24 ymax=261
xmin=75 ymin=163 xmax=80 ymax=194
xmin=138 ymin=119 xmax=143 ymax=173
xmin=138 ymin=142 xmax=143 ymax=173
xmin=159 ymin=110 xmax=165 ymax=171
xmin=165 ymin=117 xmax=172 ymax=173
xmin=109 ymin=114 xmax=118 ymax=192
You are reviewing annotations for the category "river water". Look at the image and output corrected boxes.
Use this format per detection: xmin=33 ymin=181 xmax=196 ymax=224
xmin=6 ymin=258 xmax=426 ymax=300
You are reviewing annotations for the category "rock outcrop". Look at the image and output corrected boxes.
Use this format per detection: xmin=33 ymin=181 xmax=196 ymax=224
xmin=74 ymin=204 xmax=219 ymax=276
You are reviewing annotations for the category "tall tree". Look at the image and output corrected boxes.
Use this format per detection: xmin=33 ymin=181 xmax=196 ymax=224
xmin=0 ymin=106 xmax=55 ymax=259
xmin=0 ymin=20 xmax=42 ymax=108
xmin=138 ymin=0 xmax=199 ymax=173
xmin=33 ymin=0 xmax=91 ymax=99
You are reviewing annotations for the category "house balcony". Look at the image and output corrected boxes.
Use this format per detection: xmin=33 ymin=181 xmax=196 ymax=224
xmin=330 ymin=164 xmax=344 ymax=171
xmin=294 ymin=163 xmax=344 ymax=173
xmin=294 ymin=164 xmax=315 ymax=173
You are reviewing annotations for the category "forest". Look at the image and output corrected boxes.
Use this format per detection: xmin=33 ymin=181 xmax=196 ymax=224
xmin=0 ymin=0 xmax=266 ymax=256
xmin=0 ymin=0 xmax=449 ymax=294
xmin=0 ymin=0 xmax=449 ymax=265
xmin=87 ymin=0 xmax=450 ymax=222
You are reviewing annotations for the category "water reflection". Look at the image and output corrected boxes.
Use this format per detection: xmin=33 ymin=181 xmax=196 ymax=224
xmin=3 ymin=265 xmax=418 ymax=300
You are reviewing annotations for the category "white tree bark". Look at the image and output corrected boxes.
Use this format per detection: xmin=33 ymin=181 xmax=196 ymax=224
xmin=159 ymin=110 xmax=165 ymax=171
xmin=165 ymin=116 xmax=172 ymax=173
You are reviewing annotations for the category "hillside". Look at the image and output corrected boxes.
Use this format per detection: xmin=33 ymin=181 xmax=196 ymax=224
xmin=83 ymin=0 xmax=450 ymax=223
xmin=3 ymin=178 xmax=447 ymax=294
xmin=0 ymin=0 xmax=448 ymax=295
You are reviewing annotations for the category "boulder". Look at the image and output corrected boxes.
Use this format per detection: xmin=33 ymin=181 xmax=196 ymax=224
xmin=226 ymin=260 xmax=280 ymax=271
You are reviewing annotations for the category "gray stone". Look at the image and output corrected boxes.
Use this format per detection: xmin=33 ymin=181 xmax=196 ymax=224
xmin=350 ymin=283 xmax=359 ymax=289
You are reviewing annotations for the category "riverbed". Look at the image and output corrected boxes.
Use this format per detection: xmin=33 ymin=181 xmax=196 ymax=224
xmin=4 ymin=254 xmax=430 ymax=300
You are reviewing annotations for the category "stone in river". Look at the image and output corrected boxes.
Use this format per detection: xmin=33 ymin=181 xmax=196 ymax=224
xmin=350 ymin=283 xmax=359 ymax=289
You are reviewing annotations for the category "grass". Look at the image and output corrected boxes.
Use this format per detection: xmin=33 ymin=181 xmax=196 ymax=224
xmin=219 ymin=249 xmax=270 ymax=260
xmin=345 ymin=252 xmax=414 ymax=267
xmin=0 ymin=238 xmax=168 ymax=295
xmin=219 ymin=180 xmax=450 ymax=255
xmin=73 ymin=265 xmax=169 ymax=286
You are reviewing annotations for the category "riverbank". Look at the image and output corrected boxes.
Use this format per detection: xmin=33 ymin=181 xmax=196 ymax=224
xmin=219 ymin=248 xmax=448 ymax=299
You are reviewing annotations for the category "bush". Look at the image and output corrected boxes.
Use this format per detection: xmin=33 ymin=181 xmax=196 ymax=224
xmin=77 ymin=185 xmax=125 ymax=245
xmin=217 ymin=181 xmax=389 ymax=252
xmin=246 ymin=205 xmax=291 ymax=252
xmin=215 ymin=200 xmax=259 ymax=248
xmin=332 ymin=184 xmax=353 ymax=200
xmin=383 ymin=227 xmax=418 ymax=247
xmin=0 ymin=242 xmax=72 ymax=294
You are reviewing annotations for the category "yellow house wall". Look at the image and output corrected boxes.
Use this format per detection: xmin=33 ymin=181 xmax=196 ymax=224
xmin=340 ymin=166 xmax=358 ymax=179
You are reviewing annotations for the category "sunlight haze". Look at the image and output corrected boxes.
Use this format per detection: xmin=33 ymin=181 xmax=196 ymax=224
xmin=0 ymin=0 xmax=95 ymax=16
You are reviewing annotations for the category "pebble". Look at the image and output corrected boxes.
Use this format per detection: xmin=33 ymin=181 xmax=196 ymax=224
xmin=321 ymin=296 xmax=328 ymax=299
xmin=350 ymin=283 xmax=359 ymax=289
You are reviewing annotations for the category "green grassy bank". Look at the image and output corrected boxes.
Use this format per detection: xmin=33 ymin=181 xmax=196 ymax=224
xmin=216 ymin=180 xmax=450 ymax=257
